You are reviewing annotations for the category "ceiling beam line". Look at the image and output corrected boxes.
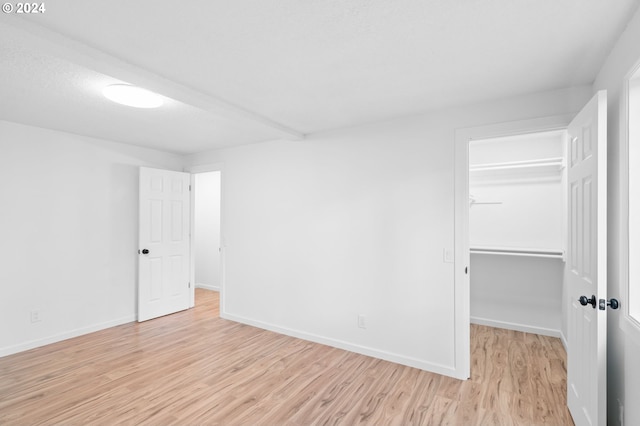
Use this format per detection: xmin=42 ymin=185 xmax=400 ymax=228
xmin=3 ymin=16 xmax=305 ymax=141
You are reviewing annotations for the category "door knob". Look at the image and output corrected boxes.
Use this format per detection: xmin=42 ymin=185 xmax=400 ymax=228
xmin=578 ymin=295 xmax=596 ymax=309
xmin=141 ymin=249 xmax=150 ymax=255
xmin=599 ymin=298 xmax=620 ymax=310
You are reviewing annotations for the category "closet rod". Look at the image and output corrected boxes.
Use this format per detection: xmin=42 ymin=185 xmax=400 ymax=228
xmin=470 ymin=247 xmax=564 ymax=259
xmin=469 ymin=195 xmax=502 ymax=205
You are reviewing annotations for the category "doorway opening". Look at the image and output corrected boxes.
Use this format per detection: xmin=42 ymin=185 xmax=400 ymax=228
xmin=192 ymin=170 xmax=222 ymax=306
xmin=468 ymin=130 xmax=567 ymax=338
xmin=455 ymin=94 xmax=607 ymax=423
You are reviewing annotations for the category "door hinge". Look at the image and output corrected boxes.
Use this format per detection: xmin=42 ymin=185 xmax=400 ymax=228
xmin=189 ymin=185 xmax=192 ymax=191
xmin=188 ymin=282 xmax=191 ymax=288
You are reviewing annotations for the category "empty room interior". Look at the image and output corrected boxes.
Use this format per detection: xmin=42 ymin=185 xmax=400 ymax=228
xmin=2 ymin=1 xmax=640 ymax=425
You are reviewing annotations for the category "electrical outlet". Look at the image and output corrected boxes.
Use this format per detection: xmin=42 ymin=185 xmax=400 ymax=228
xmin=357 ymin=314 xmax=366 ymax=329
xmin=30 ymin=309 xmax=41 ymax=323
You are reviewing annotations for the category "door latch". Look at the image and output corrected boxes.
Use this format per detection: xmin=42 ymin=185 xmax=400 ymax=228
xmin=599 ymin=298 xmax=620 ymax=310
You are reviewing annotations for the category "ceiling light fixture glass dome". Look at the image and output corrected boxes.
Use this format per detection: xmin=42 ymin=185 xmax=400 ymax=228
xmin=102 ymin=84 xmax=164 ymax=108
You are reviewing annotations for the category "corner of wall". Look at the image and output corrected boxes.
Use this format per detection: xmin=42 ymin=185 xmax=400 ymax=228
xmin=590 ymin=4 xmax=640 ymax=425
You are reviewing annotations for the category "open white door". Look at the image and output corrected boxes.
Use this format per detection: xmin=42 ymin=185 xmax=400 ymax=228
xmin=138 ymin=167 xmax=191 ymax=322
xmin=566 ymin=90 xmax=607 ymax=426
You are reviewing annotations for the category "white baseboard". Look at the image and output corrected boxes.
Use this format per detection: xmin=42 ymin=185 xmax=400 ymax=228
xmin=471 ymin=316 xmax=561 ymax=338
xmin=559 ymin=329 xmax=568 ymax=350
xmin=0 ymin=314 xmax=136 ymax=358
xmin=221 ymin=310 xmax=464 ymax=379
xmin=196 ymin=283 xmax=220 ymax=291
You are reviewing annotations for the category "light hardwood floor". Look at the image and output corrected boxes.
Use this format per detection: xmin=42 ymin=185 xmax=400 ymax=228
xmin=0 ymin=289 xmax=573 ymax=425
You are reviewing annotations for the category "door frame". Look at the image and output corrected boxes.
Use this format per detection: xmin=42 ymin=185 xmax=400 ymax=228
xmin=620 ymin=58 xmax=640 ymax=345
xmin=186 ymin=163 xmax=225 ymax=309
xmin=453 ymin=114 xmax=574 ymax=379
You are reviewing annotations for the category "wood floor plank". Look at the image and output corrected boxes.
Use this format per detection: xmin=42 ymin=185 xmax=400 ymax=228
xmin=0 ymin=290 xmax=574 ymax=425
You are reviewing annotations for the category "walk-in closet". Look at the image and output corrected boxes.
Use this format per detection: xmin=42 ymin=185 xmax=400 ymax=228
xmin=469 ymin=130 xmax=566 ymax=336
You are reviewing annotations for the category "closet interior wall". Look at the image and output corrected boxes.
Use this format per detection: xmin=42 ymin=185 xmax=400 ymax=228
xmin=469 ymin=130 xmax=566 ymax=337
xmin=194 ymin=171 xmax=221 ymax=291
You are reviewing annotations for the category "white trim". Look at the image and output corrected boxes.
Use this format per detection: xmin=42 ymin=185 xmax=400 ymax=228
xmin=187 ymin=163 xmax=225 ymax=174
xmin=220 ymin=311 xmax=461 ymax=379
xmin=621 ymin=316 xmax=640 ymax=347
xmin=454 ymin=130 xmax=471 ymax=380
xmin=189 ymin=173 xmax=196 ymax=308
xmin=454 ymin=115 xmax=574 ymax=383
xmin=196 ymin=283 xmax=220 ymax=291
xmin=470 ymin=316 xmax=561 ymax=338
xmin=620 ymin=58 xmax=640 ymax=347
xmin=456 ymin=115 xmax=574 ymax=143
xmin=0 ymin=315 xmax=136 ymax=358
xmin=560 ymin=330 xmax=568 ymax=351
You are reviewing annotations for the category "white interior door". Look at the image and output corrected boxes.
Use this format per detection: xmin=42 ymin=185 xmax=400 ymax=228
xmin=566 ymin=90 xmax=607 ymax=426
xmin=138 ymin=167 xmax=191 ymax=322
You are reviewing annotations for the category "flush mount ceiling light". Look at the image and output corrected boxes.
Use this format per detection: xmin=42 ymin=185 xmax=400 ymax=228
xmin=102 ymin=84 xmax=164 ymax=108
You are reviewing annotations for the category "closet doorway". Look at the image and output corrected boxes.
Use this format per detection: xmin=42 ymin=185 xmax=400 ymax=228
xmin=192 ymin=170 xmax=222 ymax=305
xmin=468 ymin=130 xmax=567 ymax=338
xmin=456 ymin=95 xmax=608 ymax=423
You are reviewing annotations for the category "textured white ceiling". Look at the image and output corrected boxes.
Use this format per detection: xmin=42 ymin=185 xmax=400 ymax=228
xmin=0 ymin=23 xmax=288 ymax=154
xmin=1 ymin=0 xmax=639 ymax=153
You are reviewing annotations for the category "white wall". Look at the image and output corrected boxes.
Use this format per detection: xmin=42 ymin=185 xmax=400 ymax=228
xmin=471 ymin=255 xmax=563 ymax=334
xmin=194 ymin=171 xmax=221 ymax=290
xmin=186 ymin=85 xmax=592 ymax=377
xmin=469 ymin=131 xmax=565 ymax=250
xmin=593 ymin=6 xmax=640 ymax=425
xmin=629 ymin=76 xmax=640 ymax=322
xmin=0 ymin=121 xmax=183 ymax=356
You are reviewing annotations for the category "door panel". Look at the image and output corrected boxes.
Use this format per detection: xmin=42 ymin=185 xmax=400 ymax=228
xmin=566 ymin=91 xmax=607 ymax=426
xmin=139 ymin=167 xmax=191 ymax=322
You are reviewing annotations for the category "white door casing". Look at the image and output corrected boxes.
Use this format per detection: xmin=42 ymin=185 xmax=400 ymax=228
xmin=138 ymin=167 xmax=191 ymax=322
xmin=454 ymin=115 xmax=574 ymax=381
xmin=566 ymin=91 xmax=607 ymax=426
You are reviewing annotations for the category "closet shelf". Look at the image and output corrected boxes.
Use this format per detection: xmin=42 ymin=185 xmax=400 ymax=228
xmin=470 ymin=157 xmax=564 ymax=174
xmin=470 ymin=246 xmax=564 ymax=259
xmin=469 ymin=195 xmax=502 ymax=205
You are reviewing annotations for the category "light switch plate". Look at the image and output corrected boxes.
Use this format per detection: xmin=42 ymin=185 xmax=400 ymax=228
xmin=443 ymin=248 xmax=454 ymax=263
